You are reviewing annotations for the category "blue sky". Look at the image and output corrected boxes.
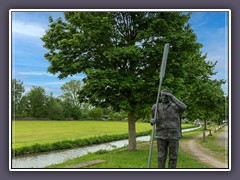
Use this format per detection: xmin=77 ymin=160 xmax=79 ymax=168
xmin=11 ymin=10 xmax=229 ymax=96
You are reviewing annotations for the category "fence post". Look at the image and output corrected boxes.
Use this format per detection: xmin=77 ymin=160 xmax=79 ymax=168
xmin=209 ymin=130 xmax=212 ymax=136
xmin=203 ymin=131 xmax=206 ymax=142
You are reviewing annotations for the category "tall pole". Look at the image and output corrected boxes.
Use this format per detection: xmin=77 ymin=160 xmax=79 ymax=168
xmin=148 ymin=43 xmax=170 ymax=168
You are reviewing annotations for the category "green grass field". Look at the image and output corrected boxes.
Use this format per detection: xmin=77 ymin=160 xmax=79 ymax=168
xmin=12 ymin=120 xmax=151 ymax=148
xmin=12 ymin=120 xmax=197 ymax=149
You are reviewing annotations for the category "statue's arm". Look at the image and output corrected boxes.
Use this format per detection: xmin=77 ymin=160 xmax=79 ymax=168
xmin=171 ymin=95 xmax=187 ymax=111
xmin=150 ymin=104 xmax=158 ymax=125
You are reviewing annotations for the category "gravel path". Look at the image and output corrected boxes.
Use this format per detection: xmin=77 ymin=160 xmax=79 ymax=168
xmin=180 ymin=126 xmax=228 ymax=168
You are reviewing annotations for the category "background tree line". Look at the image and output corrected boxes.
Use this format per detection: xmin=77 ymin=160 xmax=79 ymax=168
xmin=12 ymin=79 xmax=129 ymax=121
xmin=12 ymin=78 xmax=227 ymax=124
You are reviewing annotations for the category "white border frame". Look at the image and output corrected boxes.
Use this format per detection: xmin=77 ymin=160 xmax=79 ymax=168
xmin=9 ymin=9 xmax=231 ymax=171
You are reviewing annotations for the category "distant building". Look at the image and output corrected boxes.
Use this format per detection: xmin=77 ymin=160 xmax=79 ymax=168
xmin=194 ymin=119 xmax=203 ymax=125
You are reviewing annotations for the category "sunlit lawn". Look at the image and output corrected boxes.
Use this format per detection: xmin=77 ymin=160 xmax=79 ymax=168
xmin=12 ymin=120 xmax=150 ymax=148
xmin=12 ymin=120 xmax=197 ymax=149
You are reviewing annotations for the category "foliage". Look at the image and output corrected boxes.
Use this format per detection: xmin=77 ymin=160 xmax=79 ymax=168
xmin=12 ymin=130 xmax=151 ymax=156
xmin=71 ymin=105 xmax=82 ymax=120
xmin=59 ymin=100 xmax=73 ymax=118
xmin=88 ymin=107 xmax=103 ymax=120
xmin=60 ymin=80 xmax=82 ymax=107
xmin=11 ymin=80 xmax=88 ymax=120
xmin=108 ymin=110 xmax=127 ymax=120
xmin=11 ymin=79 xmax=25 ymax=118
xmin=108 ymin=111 xmax=114 ymax=120
xmin=46 ymin=94 xmax=64 ymax=120
xmin=186 ymin=78 xmax=226 ymax=129
xmin=26 ymin=86 xmax=48 ymax=118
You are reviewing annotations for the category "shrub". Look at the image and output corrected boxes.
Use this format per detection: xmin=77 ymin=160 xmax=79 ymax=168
xmin=12 ymin=130 xmax=151 ymax=157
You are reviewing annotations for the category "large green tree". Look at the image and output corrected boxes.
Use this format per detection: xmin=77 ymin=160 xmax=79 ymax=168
xmin=42 ymin=12 xmax=219 ymax=150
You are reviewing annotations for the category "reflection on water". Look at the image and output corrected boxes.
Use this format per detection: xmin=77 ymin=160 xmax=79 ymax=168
xmin=12 ymin=126 xmax=200 ymax=168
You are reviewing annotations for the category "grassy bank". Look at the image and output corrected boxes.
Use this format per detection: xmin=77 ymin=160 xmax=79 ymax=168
xmin=12 ymin=130 xmax=151 ymax=156
xmin=47 ymin=138 xmax=211 ymax=169
xmin=47 ymin=128 xmax=223 ymax=169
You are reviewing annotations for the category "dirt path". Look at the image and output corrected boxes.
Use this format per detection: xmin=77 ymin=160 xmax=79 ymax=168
xmin=215 ymin=126 xmax=228 ymax=148
xmin=180 ymin=126 xmax=228 ymax=168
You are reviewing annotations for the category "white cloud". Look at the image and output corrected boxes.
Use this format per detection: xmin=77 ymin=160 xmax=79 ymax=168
xmin=201 ymin=26 xmax=228 ymax=71
xmin=18 ymin=71 xmax=54 ymax=77
xmin=44 ymin=82 xmax=66 ymax=85
xmin=12 ymin=20 xmax=46 ymax=38
xmin=24 ymin=84 xmax=62 ymax=96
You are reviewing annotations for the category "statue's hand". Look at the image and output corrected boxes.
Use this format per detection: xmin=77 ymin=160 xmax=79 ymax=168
xmin=161 ymin=91 xmax=173 ymax=97
xmin=150 ymin=119 xmax=156 ymax=126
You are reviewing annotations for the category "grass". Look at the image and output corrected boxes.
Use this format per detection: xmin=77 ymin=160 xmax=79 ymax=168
xmin=46 ymin=140 xmax=212 ymax=169
xmin=181 ymin=123 xmax=199 ymax=130
xmin=180 ymin=124 xmax=228 ymax=163
xmin=14 ymin=121 xmax=225 ymax=169
xmin=47 ymin=127 xmax=226 ymax=169
xmin=12 ymin=120 xmax=197 ymax=149
xmin=12 ymin=120 xmax=150 ymax=148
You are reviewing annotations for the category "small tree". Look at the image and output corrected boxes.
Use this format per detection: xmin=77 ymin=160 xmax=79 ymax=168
xmin=71 ymin=106 xmax=82 ymax=120
xmin=12 ymin=79 xmax=25 ymax=118
xmin=46 ymin=95 xmax=64 ymax=120
xmin=108 ymin=111 xmax=115 ymax=120
xmin=60 ymin=80 xmax=82 ymax=107
xmin=187 ymin=78 xmax=225 ymax=129
xmin=26 ymin=86 xmax=47 ymax=118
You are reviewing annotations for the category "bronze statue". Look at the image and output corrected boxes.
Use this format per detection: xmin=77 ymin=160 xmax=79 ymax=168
xmin=151 ymin=89 xmax=187 ymax=168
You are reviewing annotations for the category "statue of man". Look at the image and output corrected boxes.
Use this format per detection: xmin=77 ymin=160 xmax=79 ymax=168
xmin=151 ymin=89 xmax=187 ymax=168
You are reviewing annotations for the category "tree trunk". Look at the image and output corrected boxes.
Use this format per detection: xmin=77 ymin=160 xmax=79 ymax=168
xmin=128 ymin=111 xmax=136 ymax=151
xmin=204 ymin=119 xmax=207 ymax=130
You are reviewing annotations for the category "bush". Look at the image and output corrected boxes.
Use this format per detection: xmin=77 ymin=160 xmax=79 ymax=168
xmin=88 ymin=107 xmax=103 ymax=120
xmin=12 ymin=130 xmax=151 ymax=157
xmin=71 ymin=106 xmax=82 ymax=120
xmin=47 ymin=101 xmax=64 ymax=120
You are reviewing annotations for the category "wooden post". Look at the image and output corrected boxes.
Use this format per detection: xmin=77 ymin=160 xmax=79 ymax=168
xmin=209 ymin=130 xmax=212 ymax=136
xmin=203 ymin=131 xmax=206 ymax=141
